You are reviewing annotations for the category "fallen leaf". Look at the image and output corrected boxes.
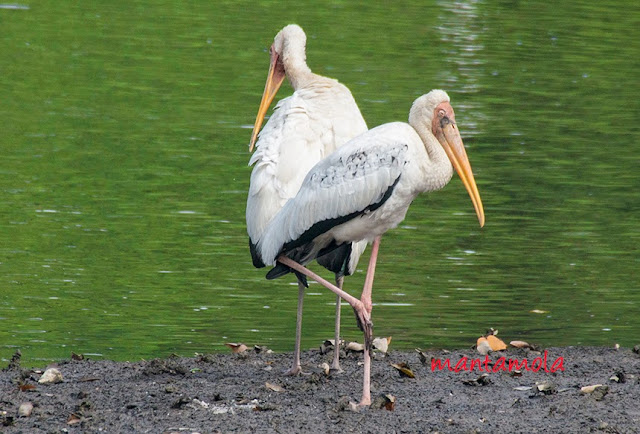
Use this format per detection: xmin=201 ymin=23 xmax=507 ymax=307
xmin=345 ymin=342 xmax=364 ymax=352
xmin=372 ymin=337 xmax=392 ymax=354
xmin=78 ymin=377 xmax=101 ymax=382
xmin=509 ymin=340 xmax=531 ymax=349
xmin=487 ymin=335 xmax=507 ymax=351
xmin=580 ymin=384 xmax=604 ymax=394
xmin=371 ymin=393 xmax=396 ymax=411
xmin=415 ymin=348 xmax=428 ymax=365
xmin=513 ymin=386 xmax=533 ymax=391
xmin=530 ymin=309 xmax=547 ymax=314
xmin=319 ymin=362 xmax=330 ymax=376
xmin=609 ymin=371 xmax=626 ymax=383
xmin=67 ymin=414 xmax=82 ymax=425
xmin=265 ymin=382 xmax=285 ymax=392
xmin=390 ymin=362 xmax=415 ymax=378
xmin=18 ymin=384 xmax=36 ymax=392
xmin=254 ymin=403 xmax=279 ymax=411
xmin=320 ymin=339 xmax=344 ymax=354
xmin=536 ymin=381 xmax=557 ymax=394
xmin=225 ymin=343 xmax=248 ymax=354
xmin=71 ymin=352 xmax=84 ymax=361
xmin=462 ymin=374 xmax=491 ymax=387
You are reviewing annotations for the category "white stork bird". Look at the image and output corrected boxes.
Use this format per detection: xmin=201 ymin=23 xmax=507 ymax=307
xmin=256 ymin=89 xmax=485 ymax=406
xmin=246 ymin=24 xmax=368 ymax=375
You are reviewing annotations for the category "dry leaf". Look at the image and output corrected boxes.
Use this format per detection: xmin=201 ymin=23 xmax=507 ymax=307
xmin=536 ymin=381 xmax=557 ymax=394
xmin=67 ymin=414 xmax=82 ymax=425
xmin=530 ymin=309 xmax=547 ymax=314
xmin=580 ymin=384 xmax=604 ymax=394
xmin=71 ymin=352 xmax=84 ymax=361
xmin=345 ymin=341 xmax=365 ymax=352
xmin=462 ymin=373 xmax=491 ymax=387
xmin=372 ymin=337 xmax=392 ymax=354
xmin=371 ymin=393 xmax=396 ymax=411
xmin=265 ymin=382 xmax=285 ymax=392
xmin=513 ymin=386 xmax=532 ymax=391
xmin=415 ymin=348 xmax=428 ymax=365
xmin=609 ymin=372 xmax=626 ymax=383
xmin=225 ymin=343 xmax=248 ymax=354
xmin=18 ymin=384 xmax=36 ymax=392
xmin=487 ymin=335 xmax=507 ymax=351
xmin=390 ymin=362 xmax=415 ymax=378
xmin=509 ymin=340 xmax=531 ymax=349
xmin=319 ymin=362 xmax=330 ymax=376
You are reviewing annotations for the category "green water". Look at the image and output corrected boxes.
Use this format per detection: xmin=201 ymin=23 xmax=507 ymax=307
xmin=1 ymin=1 xmax=639 ymax=366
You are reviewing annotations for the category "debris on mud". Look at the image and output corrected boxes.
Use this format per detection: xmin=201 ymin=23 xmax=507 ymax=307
xmin=1 ymin=346 xmax=639 ymax=432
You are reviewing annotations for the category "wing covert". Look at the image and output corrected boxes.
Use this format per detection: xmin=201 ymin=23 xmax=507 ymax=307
xmin=259 ymin=126 xmax=411 ymax=265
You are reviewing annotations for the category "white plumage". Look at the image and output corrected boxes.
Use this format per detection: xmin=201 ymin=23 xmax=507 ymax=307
xmin=256 ymin=89 xmax=485 ymax=406
xmin=245 ymin=24 xmax=368 ymax=375
xmin=258 ymin=90 xmax=484 ymax=268
xmin=246 ymin=84 xmax=367 ymax=251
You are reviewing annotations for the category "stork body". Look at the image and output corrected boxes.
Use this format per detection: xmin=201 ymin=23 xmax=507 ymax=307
xmin=257 ymin=90 xmax=485 ymax=406
xmin=246 ymin=24 xmax=367 ymax=375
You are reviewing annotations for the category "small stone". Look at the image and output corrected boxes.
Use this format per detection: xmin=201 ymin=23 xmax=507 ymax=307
xmin=38 ymin=368 xmax=63 ymax=384
xmin=18 ymin=402 xmax=33 ymax=417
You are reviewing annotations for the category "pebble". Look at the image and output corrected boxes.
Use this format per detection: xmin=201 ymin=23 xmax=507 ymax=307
xmin=18 ymin=402 xmax=33 ymax=417
xmin=38 ymin=367 xmax=63 ymax=384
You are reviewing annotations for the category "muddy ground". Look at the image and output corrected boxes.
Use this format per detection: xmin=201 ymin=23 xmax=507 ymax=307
xmin=1 ymin=345 xmax=639 ymax=433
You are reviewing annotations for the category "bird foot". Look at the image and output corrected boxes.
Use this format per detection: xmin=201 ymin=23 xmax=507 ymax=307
xmin=347 ymin=398 xmax=371 ymax=411
xmin=283 ymin=365 xmax=304 ymax=376
xmin=329 ymin=362 xmax=344 ymax=374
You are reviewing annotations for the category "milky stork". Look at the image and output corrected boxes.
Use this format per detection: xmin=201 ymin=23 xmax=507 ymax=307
xmin=256 ymin=89 xmax=485 ymax=406
xmin=246 ymin=24 xmax=368 ymax=375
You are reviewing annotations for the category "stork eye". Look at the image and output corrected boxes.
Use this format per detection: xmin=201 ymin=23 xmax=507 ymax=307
xmin=438 ymin=109 xmax=446 ymax=117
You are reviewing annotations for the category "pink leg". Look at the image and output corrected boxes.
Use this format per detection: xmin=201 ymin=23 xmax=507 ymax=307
xmin=330 ymin=276 xmax=344 ymax=373
xmin=277 ymin=241 xmax=382 ymax=408
xmin=357 ymin=236 xmax=381 ymax=407
xmin=277 ymin=256 xmax=371 ymax=354
xmin=284 ymin=279 xmax=305 ymax=376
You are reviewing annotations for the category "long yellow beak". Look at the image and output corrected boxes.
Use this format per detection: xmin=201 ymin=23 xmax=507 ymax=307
xmin=249 ymin=51 xmax=286 ymax=152
xmin=437 ymin=118 xmax=485 ymax=227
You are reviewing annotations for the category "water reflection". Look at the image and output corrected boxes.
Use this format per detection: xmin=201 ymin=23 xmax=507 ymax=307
xmin=1 ymin=1 xmax=639 ymax=366
xmin=437 ymin=0 xmax=486 ymax=136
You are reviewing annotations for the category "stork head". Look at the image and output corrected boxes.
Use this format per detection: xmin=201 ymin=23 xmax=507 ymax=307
xmin=411 ymin=90 xmax=485 ymax=227
xmin=249 ymin=25 xmax=307 ymax=152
